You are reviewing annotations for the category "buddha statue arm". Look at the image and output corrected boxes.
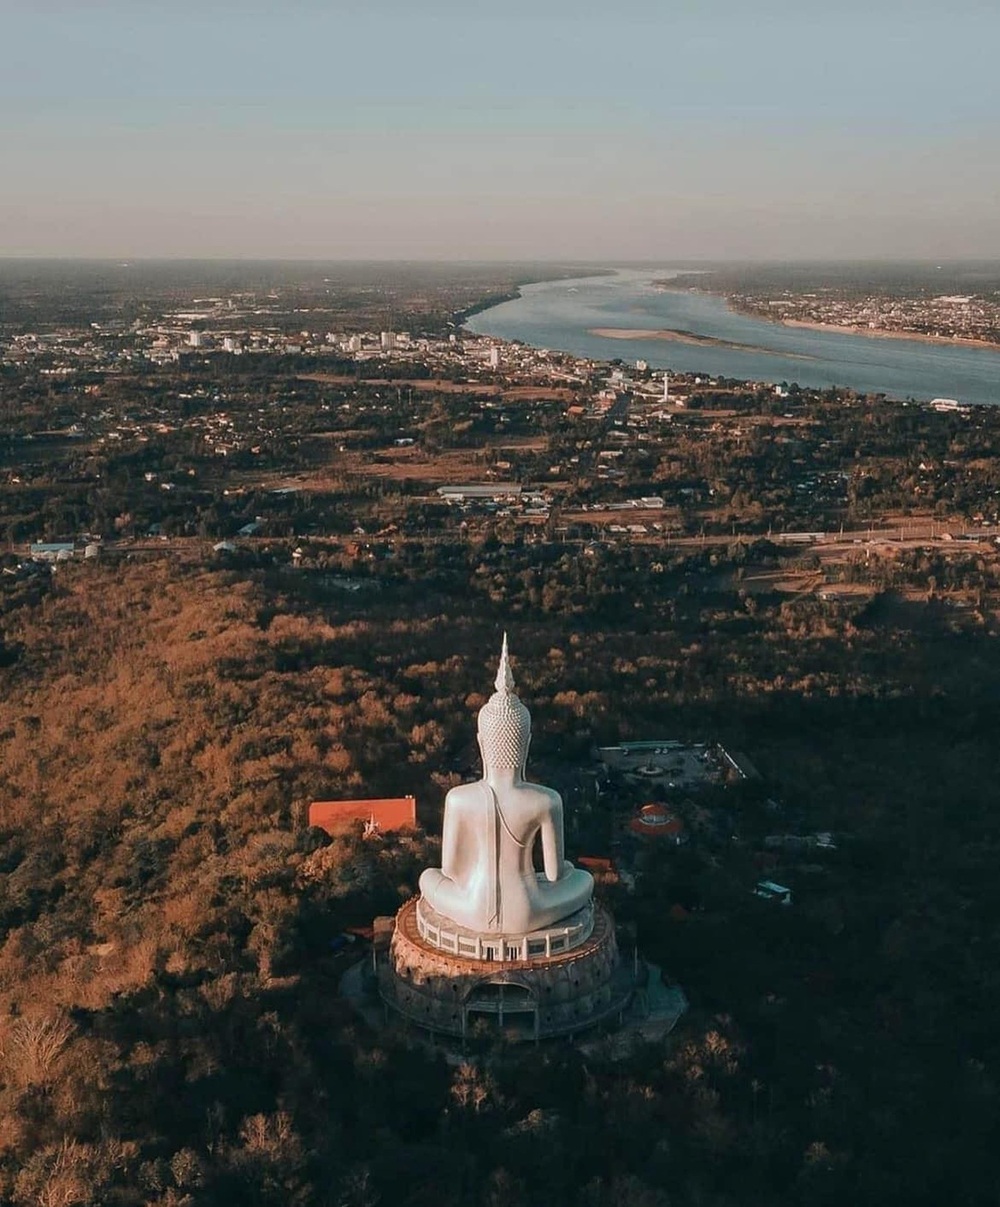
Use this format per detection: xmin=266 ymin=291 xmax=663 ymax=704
xmin=439 ymin=799 xmax=463 ymax=880
xmin=539 ymin=799 xmax=565 ymax=883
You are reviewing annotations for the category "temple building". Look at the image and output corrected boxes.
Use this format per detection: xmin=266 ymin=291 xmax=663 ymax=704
xmin=309 ymin=796 xmax=417 ymax=836
xmin=379 ymin=637 xmax=634 ymax=1041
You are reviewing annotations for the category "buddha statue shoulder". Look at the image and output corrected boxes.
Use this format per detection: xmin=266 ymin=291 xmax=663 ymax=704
xmin=418 ymin=636 xmax=593 ymax=935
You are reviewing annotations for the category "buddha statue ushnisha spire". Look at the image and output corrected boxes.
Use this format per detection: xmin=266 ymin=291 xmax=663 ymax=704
xmin=495 ymin=631 xmax=515 ymax=694
xmin=477 ymin=633 xmax=531 ymax=775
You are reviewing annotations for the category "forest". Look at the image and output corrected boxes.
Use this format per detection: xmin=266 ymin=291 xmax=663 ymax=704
xmin=1 ymin=529 xmax=998 ymax=1206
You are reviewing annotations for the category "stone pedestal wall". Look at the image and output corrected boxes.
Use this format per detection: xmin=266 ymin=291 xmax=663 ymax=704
xmin=381 ymin=898 xmax=632 ymax=1040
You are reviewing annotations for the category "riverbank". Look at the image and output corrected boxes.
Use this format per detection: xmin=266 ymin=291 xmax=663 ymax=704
xmin=778 ymin=317 xmax=1000 ymax=352
xmin=658 ymin=279 xmax=1000 ymax=353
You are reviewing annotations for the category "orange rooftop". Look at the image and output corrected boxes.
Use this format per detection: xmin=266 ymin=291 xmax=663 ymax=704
xmin=308 ymin=796 xmax=417 ymax=835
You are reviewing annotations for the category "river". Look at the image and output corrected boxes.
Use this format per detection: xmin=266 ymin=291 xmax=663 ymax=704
xmin=464 ymin=269 xmax=1000 ymax=405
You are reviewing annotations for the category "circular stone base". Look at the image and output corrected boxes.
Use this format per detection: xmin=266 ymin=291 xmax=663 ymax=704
xmin=381 ymin=898 xmax=633 ymax=1040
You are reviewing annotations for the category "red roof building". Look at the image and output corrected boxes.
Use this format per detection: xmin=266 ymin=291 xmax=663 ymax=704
xmin=308 ymin=796 xmax=417 ymax=836
xmin=629 ymin=802 xmax=685 ymax=842
xmin=577 ymin=856 xmax=619 ymax=885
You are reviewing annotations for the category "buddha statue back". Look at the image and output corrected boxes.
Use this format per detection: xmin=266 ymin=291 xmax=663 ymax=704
xmin=418 ymin=636 xmax=593 ymax=935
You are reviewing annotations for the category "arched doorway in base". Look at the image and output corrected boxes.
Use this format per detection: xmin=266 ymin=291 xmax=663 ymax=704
xmin=462 ymin=977 xmax=539 ymax=1042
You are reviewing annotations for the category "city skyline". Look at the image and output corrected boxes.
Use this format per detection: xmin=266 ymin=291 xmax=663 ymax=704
xmin=3 ymin=0 xmax=998 ymax=260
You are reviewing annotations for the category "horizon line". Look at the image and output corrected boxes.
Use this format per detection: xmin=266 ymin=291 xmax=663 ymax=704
xmin=2 ymin=254 xmax=1000 ymax=266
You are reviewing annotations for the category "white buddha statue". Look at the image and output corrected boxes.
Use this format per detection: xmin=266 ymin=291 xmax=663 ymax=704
xmin=419 ymin=636 xmax=593 ymax=935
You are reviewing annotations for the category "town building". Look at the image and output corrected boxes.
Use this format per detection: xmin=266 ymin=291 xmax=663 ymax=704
xmin=753 ymin=880 xmax=793 ymax=906
xmin=29 ymin=542 xmax=75 ymax=562
xmin=436 ymin=484 xmax=523 ymax=503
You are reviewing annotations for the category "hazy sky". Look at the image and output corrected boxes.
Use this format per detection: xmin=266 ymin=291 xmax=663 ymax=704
xmin=2 ymin=0 xmax=998 ymax=260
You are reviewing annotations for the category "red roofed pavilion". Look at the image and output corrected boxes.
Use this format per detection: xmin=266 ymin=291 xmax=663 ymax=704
xmin=309 ymin=796 xmax=417 ymax=836
xmin=629 ymin=803 xmax=685 ymax=842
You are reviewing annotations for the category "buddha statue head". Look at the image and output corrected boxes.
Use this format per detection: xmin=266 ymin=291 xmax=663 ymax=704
xmin=477 ymin=634 xmax=531 ymax=775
